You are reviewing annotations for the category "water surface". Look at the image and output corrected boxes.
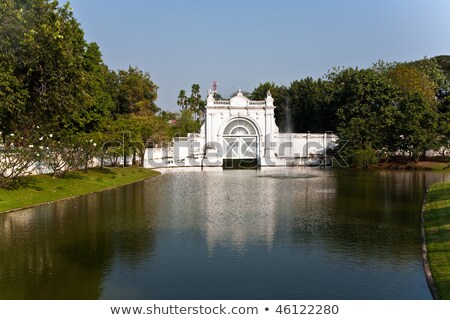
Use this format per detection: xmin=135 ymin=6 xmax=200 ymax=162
xmin=0 ymin=168 xmax=448 ymax=299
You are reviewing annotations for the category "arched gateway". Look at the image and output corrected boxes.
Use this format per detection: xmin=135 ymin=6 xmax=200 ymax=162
xmin=222 ymin=118 xmax=258 ymax=159
xmin=202 ymin=89 xmax=278 ymax=168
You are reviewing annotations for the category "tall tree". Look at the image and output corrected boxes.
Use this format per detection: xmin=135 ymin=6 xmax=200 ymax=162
xmin=393 ymin=93 xmax=439 ymax=160
xmin=115 ymin=66 xmax=159 ymax=116
xmin=177 ymin=89 xmax=188 ymax=110
xmin=188 ymin=83 xmax=205 ymax=119
xmin=0 ymin=0 xmax=89 ymax=134
xmin=75 ymin=42 xmax=115 ymax=132
xmin=288 ymin=78 xmax=333 ymax=133
xmin=0 ymin=0 xmax=29 ymax=134
xmin=334 ymin=68 xmax=399 ymax=167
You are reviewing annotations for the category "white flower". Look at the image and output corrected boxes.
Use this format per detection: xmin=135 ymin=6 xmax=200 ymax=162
xmin=37 ymin=126 xmax=40 ymax=129
xmin=36 ymin=153 xmax=40 ymax=157
xmin=10 ymin=133 xmax=14 ymax=137
xmin=39 ymin=137 xmax=44 ymax=141
xmin=29 ymin=145 xmax=34 ymax=148
xmin=93 ymin=143 xmax=97 ymax=147
xmin=89 ymin=139 xmax=93 ymax=143
xmin=39 ymin=146 xmax=44 ymax=150
xmin=49 ymin=134 xmax=53 ymax=138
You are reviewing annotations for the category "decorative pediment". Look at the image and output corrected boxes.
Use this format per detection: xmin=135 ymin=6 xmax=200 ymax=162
xmin=229 ymin=89 xmax=250 ymax=107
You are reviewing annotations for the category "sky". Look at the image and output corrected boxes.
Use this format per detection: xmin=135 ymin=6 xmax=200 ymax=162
xmin=69 ymin=0 xmax=450 ymax=112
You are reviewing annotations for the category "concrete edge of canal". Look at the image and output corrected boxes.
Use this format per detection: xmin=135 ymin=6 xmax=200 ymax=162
xmin=421 ymin=193 xmax=440 ymax=300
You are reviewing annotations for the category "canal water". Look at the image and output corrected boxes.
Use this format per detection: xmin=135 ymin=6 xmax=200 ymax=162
xmin=0 ymin=168 xmax=448 ymax=299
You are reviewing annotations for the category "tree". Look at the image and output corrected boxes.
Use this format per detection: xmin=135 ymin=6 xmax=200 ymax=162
xmin=394 ymin=93 xmax=439 ymax=161
xmin=388 ymin=64 xmax=437 ymax=106
xmin=0 ymin=0 xmax=30 ymax=134
xmin=0 ymin=64 xmax=28 ymax=134
xmin=75 ymin=42 xmax=115 ymax=132
xmin=188 ymin=84 xmax=206 ymax=119
xmin=177 ymin=90 xmax=188 ymax=110
xmin=409 ymin=57 xmax=449 ymax=92
xmin=115 ymin=66 xmax=159 ymax=116
xmin=371 ymin=59 xmax=397 ymax=75
xmin=334 ymin=68 xmax=399 ymax=167
xmin=40 ymin=134 xmax=79 ymax=178
xmin=176 ymin=84 xmax=206 ymax=126
xmin=127 ymin=116 xmax=171 ymax=166
xmin=433 ymin=55 xmax=450 ymax=80
xmin=72 ymin=132 xmax=102 ymax=172
xmin=250 ymin=82 xmax=289 ymax=131
xmin=287 ymin=78 xmax=333 ymax=133
xmin=0 ymin=0 xmax=89 ymax=134
xmin=0 ymin=131 xmax=41 ymax=188
xmin=173 ymin=110 xmax=201 ymax=137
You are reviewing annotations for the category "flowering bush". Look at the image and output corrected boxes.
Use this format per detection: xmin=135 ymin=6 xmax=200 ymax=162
xmin=0 ymin=132 xmax=42 ymax=188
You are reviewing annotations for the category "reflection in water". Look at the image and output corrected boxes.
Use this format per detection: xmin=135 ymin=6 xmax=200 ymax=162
xmin=0 ymin=182 xmax=156 ymax=299
xmin=0 ymin=169 xmax=448 ymax=299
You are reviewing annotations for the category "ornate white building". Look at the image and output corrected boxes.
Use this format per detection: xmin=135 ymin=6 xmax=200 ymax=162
xmin=145 ymin=89 xmax=337 ymax=168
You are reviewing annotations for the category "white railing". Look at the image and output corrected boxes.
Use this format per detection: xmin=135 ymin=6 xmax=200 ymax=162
xmin=248 ymin=101 xmax=266 ymax=106
xmin=213 ymin=100 xmax=230 ymax=106
xmin=211 ymin=100 xmax=266 ymax=107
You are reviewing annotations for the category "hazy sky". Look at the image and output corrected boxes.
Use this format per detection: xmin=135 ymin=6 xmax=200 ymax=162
xmin=69 ymin=0 xmax=450 ymax=111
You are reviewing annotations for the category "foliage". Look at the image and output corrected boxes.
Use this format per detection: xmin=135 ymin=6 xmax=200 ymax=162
xmin=250 ymin=82 xmax=288 ymax=131
xmin=334 ymin=68 xmax=399 ymax=165
xmin=112 ymin=116 xmax=171 ymax=166
xmin=175 ymin=84 xmax=206 ymax=134
xmin=249 ymin=56 xmax=450 ymax=166
xmin=351 ymin=146 xmax=378 ymax=169
xmin=40 ymin=134 xmax=80 ymax=177
xmin=76 ymin=42 xmax=116 ymax=132
xmin=188 ymin=84 xmax=206 ymax=119
xmin=0 ymin=131 xmax=41 ymax=188
xmin=393 ymin=93 xmax=439 ymax=160
xmin=173 ymin=110 xmax=202 ymax=137
xmin=72 ymin=132 xmax=102 ymax=172
xmin=287 ymin=78 xmax=332 ymax=133
xmin=388 ymin=64 xmax=437 ymax=106
xmin=115 ymin=66 xmax=159 ymax=116
xmin=434 ymin=55 xmax=450 ymax=80
xmin=408 ymin=56 xmax=449 ymax=91
xmin=177 ymin=90 xmax=188 ymax=110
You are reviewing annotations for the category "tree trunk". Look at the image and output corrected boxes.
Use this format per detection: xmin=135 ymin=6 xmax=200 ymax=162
xmin=84 ymin=155 xmax=88 ymax=173
xmin=140 ymin=149 xmax=145 ymax=167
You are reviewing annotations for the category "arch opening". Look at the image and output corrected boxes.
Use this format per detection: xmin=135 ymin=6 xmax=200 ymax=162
xmin=221 ymin=118 xmax=259 ymax=168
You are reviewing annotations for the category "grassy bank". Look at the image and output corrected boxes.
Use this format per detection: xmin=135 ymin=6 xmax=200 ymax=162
xmin=0 ymin=167 xmax=160 ymax=213
xmin=424 ymin=181 xmax=450 ymax=299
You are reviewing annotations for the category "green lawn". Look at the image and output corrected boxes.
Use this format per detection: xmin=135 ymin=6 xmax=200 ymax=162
xmin=0 ymin=167 xmax=160 ymax=213
xmin=425 ymin=181 xmax=450 ymax=299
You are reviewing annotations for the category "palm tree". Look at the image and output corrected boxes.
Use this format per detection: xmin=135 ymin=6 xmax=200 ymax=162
xmin=177 ymin=90 xmax=188 ymax=110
